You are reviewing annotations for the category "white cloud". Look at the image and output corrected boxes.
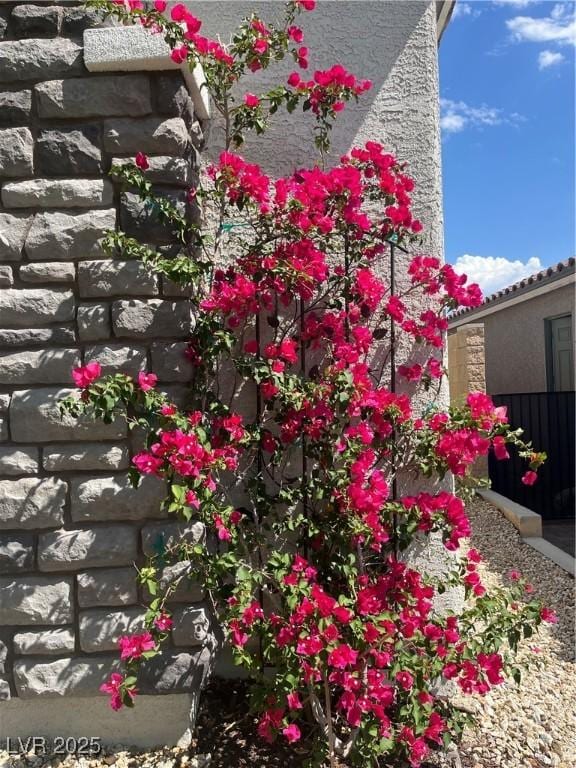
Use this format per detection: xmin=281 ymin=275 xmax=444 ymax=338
xmin=538 ymin=49 xmax=565 ymax=68
xmin=440 ymin=113 xmax=467 ymax=133
xmin=440 ymin=98 xmax=523 ymax=134
xmin=452 ymin=3 xmax=481 ymax=20
xmin=506 ymin=4 xmax=576 ymax=45
xmin=452 ymin=255 xmax=544 ymax=296
xmin=493 ymin=1 xmax=537 ymax=8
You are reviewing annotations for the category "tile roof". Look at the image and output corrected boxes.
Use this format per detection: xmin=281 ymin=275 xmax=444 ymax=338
xmin=449 ymin=257 xmax=575 ymax=323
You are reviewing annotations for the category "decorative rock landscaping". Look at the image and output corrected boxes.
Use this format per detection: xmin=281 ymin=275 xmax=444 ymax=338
xmin=443 ymin=498 xmax=575 ymax=768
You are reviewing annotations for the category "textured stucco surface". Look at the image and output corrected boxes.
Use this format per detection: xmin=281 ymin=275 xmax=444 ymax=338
xmin=197 ymin=0 xmax=444 ymax=255
xmin=482 ymin=284 xmax=574 ymax=394
xmin=197 ymin=0 xmax=446 ymax=404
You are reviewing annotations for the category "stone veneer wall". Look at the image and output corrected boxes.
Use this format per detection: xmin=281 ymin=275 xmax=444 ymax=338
xmin=447 ymin=324 xmax=486 ymax=407
xmin=0 ymin=1 xmax=212 ymax=710
xmin=447 ymin=324 xmax=487 ymax=477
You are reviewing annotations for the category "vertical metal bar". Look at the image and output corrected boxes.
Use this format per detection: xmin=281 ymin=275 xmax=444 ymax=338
xmin=255 ymin=308 xmax=264 ymax=672
xmin=390 ymin=243 xmax=398 ymax=556
xmin=300 ymin=300 xmax=308 ymax=535
xmin=389 ymin=243 xmax=396 ymax=399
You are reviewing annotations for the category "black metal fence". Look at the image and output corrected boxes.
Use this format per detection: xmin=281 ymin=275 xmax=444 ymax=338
xmin=488 ymin=392 xmax=575 ymax=520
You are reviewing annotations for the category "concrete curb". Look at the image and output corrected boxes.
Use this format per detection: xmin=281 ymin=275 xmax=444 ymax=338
xmin=523 ymin=536 xmax=575 ymax=576
xmin=478 ymin=489 xmax=574 ymax=576
xmin=479 ymin=489 xmax=542 ymax=537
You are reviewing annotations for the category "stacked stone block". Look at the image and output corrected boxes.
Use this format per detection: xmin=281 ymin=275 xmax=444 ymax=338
xmin=447 ymin=324 xmax=487 ymax=407
xmin=447 ymin=323 xmax=488 ymax=477
xmin=0 ymin=2 xmax=211 ymax=703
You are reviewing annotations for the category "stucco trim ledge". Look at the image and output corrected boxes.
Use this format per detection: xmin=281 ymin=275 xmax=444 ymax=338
xmin=83 ymin=26 xmax=210 ymax=120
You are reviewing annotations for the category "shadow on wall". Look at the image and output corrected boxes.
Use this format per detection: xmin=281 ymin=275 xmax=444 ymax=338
xmin=195 ymin=0 xmax=432 ymax=175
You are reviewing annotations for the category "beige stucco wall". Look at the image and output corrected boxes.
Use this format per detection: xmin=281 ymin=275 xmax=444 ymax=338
xmin=198 ymin=0 xmax=447 ymax=417
xmin=199 ymin=1 xmax=444 ymax=253
xmin=482 ymin=284 xmax=574 ymax=394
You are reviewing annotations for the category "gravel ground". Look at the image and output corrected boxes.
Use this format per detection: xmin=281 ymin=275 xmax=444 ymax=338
xmin=1 ymin=498 xmax=574 ymax=768
xmin=444 ymin=498 xmax=575 ymax=768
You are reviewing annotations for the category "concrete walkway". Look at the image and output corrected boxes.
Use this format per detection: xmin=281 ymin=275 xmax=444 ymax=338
xmin=543 ymin=519 xmax=575 ymax=557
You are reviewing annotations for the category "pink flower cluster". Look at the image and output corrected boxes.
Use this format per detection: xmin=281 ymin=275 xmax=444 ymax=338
xmin=100 ymin=672 xmax=135 ymax=711
xmin=118 ymin=632 xmax=155 ymax=661
xmin=234 ymin=555 xmax=490 ymax=763
xmin=72 ymin=362 xmax=101 ymax=389
xmin=132 ymin=413 xmax=245 ymax=488
xmin=287 ymin=65 xmax=372 ymax=116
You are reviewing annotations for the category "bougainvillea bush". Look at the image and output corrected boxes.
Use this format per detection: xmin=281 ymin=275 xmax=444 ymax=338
xmin=64 ymin=1 xmax=553 ymax=765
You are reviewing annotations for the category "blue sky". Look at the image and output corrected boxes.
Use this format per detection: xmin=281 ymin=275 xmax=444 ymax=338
xmin=439 ymin=0 xmax=575 ymax=295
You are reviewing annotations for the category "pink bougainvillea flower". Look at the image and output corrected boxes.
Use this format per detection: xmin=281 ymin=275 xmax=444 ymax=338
xmin=332 ymin=605 xmax=353 ymax=624
xmin=328 ymin=643 xmax=358 ymax=669
xmin=467 ymin=548 xmax=482 ymax=563
xmin=296 ymin=0 xmax=316 ymax=10
xmin=185 ymin=490 xmax=200 ymax=509
xmin=153 ymin=0 xmax=167 ymax=11
xmin=170 ymin=45 xmax=189 ymax=64
xmin=261 ymin=431 xmax=277 ymax=453
xmin=282 ymin=723 xmax=301 ymax=743
xmin=286 ymin=692 xmax=302 ymax=710
xmin=154 ymin=612 xmax=173 ymax=631
xmin=296 ymin=45 xmax=308 ymax=68
xmin=135 ymin=152 xmax=149 ymax=170
xmin=287 ymin=25 xmax=304 ymax=43
xmin=118 ymin=632 xmax=155 ymax=661
xmin=170 ymin=3 xmax=188 ymax=21
xmin=260 ymin=381 xmax=278 ymax=400
xmin=521 ymin=470 xmax=538 ymax=486
xmin=229 ymin=509 xmax=243 ymax=525
xmin=253 ymin=38 xmax=268 ymax=55
xmin=492 ymin=435 xmax=509 ymax=461
xmin=214 ymin=515 xmax=232 ymax=541
xmin=540 ymin=607 xmax=558 ymax=624
xmin=287 ymin=71 xmax=301 ymax=88
xmin=138 ymin=372 xmax=157 ymax=391
xmin=132 ymin=451 xmax=163 ymax=475
xmin=229 ymin=619 xmax=248 ymax=647
xmin=244 ymin=92 xmax=260 ymax=108
xmin=72 ymin=362 xmax=101 ymax=388
xmin=395 ymin=670 xmax=414 ymax=691
xmin=100 ymin=673 xmax=135 ymax=711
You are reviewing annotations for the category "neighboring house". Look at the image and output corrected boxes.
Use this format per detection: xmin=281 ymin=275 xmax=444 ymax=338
xmin=0 ymin=0 xmax=456 ymax=750
xmin=448 ymin=258 xmax=575 ymax=396
xmin=447 ymin=259 xmax=575 ymax=545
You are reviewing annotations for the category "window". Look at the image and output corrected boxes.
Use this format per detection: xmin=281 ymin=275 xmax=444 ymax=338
xmin=545 ymin=314 xmax=575 ymax=391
